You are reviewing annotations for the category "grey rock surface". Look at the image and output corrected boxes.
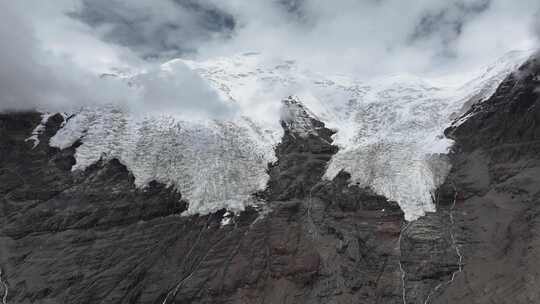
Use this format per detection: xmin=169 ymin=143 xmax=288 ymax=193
xmin=427 ymin=52 xmax=540 ymax=304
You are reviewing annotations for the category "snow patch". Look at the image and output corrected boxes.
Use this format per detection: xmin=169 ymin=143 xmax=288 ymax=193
xmin=220 ymin=211 xmax=233 ymax=226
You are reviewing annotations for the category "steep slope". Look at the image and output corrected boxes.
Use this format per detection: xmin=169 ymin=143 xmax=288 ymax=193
xmin=423 ymin=52 xmax=540 ymax=303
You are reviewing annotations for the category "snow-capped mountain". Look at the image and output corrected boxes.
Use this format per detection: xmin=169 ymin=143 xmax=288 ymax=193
xmin=42 ymin=50 xmax=532 ymax=220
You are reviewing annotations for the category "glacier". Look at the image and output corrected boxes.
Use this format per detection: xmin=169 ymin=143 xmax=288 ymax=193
xmin=47 ymin=50 xmax=532 ymax=220
xmin=50 ymin=107 xmax=280 ymax=216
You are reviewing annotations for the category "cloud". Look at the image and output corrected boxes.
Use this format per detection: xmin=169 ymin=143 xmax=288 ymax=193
xmin=1 ymin=0 xmax=540 ymax=117
xmin=0 ymin=2 xmax=108 ymax=112
xmin=409 ymin=0 xmax=491 ymax=52
xmin=203 ymin=0 xmax=540 ymax=77
xmin=0 ymin=1 xmax=235 ymax=119
xmin=534 ymin=9 xmax=540 ymax=42
xmin=130 ymin=63 xmax=238 ymax=118
xmin=71 ymin=0 xmax=235 ymax=60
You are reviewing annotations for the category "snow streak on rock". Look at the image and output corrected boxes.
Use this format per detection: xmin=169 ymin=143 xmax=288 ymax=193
xmin=399 ymin=222 xmax=412 ymax=304
xmin=25 ymin=113 xmax=54 ymax=149
xmin=0 ymin=268 xmax=8 ymax=304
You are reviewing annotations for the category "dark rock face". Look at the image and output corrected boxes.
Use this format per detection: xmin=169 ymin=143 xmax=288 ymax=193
xmin=427 ymin=53 xmax=540 ymax=303
xmin=261 ymin=98 xmax=407 ymax=303
xmin=262 ymin=97 xmax=339 ymax=201
xmin=1 ymin=54 xmax=540 ymax=303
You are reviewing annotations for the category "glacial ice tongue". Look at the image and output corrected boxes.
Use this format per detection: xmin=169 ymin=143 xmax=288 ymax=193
xmin=50 ymin=106 xmax=280 ymax=216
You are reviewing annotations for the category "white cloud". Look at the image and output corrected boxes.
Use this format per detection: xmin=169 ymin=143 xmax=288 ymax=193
xmin=71 ymin=0 xmax=235 ymax=59
xmin=1 ymin=0 xmax=539 ymax=115
xmin=534 ymin=9 xmax=540 ymax=42
xmin=201 ymin=0 xmax=540 ymax=77
xmin=0 ymin=1 xmax=235 ymax=119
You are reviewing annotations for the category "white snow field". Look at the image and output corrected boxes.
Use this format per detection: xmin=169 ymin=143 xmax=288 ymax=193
xmin=48 ymin=50 xmax=531 ymax=220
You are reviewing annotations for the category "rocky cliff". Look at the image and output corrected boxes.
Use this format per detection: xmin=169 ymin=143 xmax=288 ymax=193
xmin=428 ymin=53 xmax=540 ymax=303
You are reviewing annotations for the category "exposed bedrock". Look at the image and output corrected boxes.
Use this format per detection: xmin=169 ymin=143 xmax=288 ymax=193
xmin=422 ymin=53 xmax=540 ymax=304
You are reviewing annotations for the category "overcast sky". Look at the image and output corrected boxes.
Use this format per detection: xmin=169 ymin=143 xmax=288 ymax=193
xmin=1 ymin=0 xmax=539 ymax=115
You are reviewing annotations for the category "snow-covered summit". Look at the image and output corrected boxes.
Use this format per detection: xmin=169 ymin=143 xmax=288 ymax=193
xmin=47 ymin=50 xmax=532 ymax=221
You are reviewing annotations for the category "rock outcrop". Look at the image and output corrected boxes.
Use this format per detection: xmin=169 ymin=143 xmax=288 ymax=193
xmin=426 ymin=52 xmax=540 ymax=304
